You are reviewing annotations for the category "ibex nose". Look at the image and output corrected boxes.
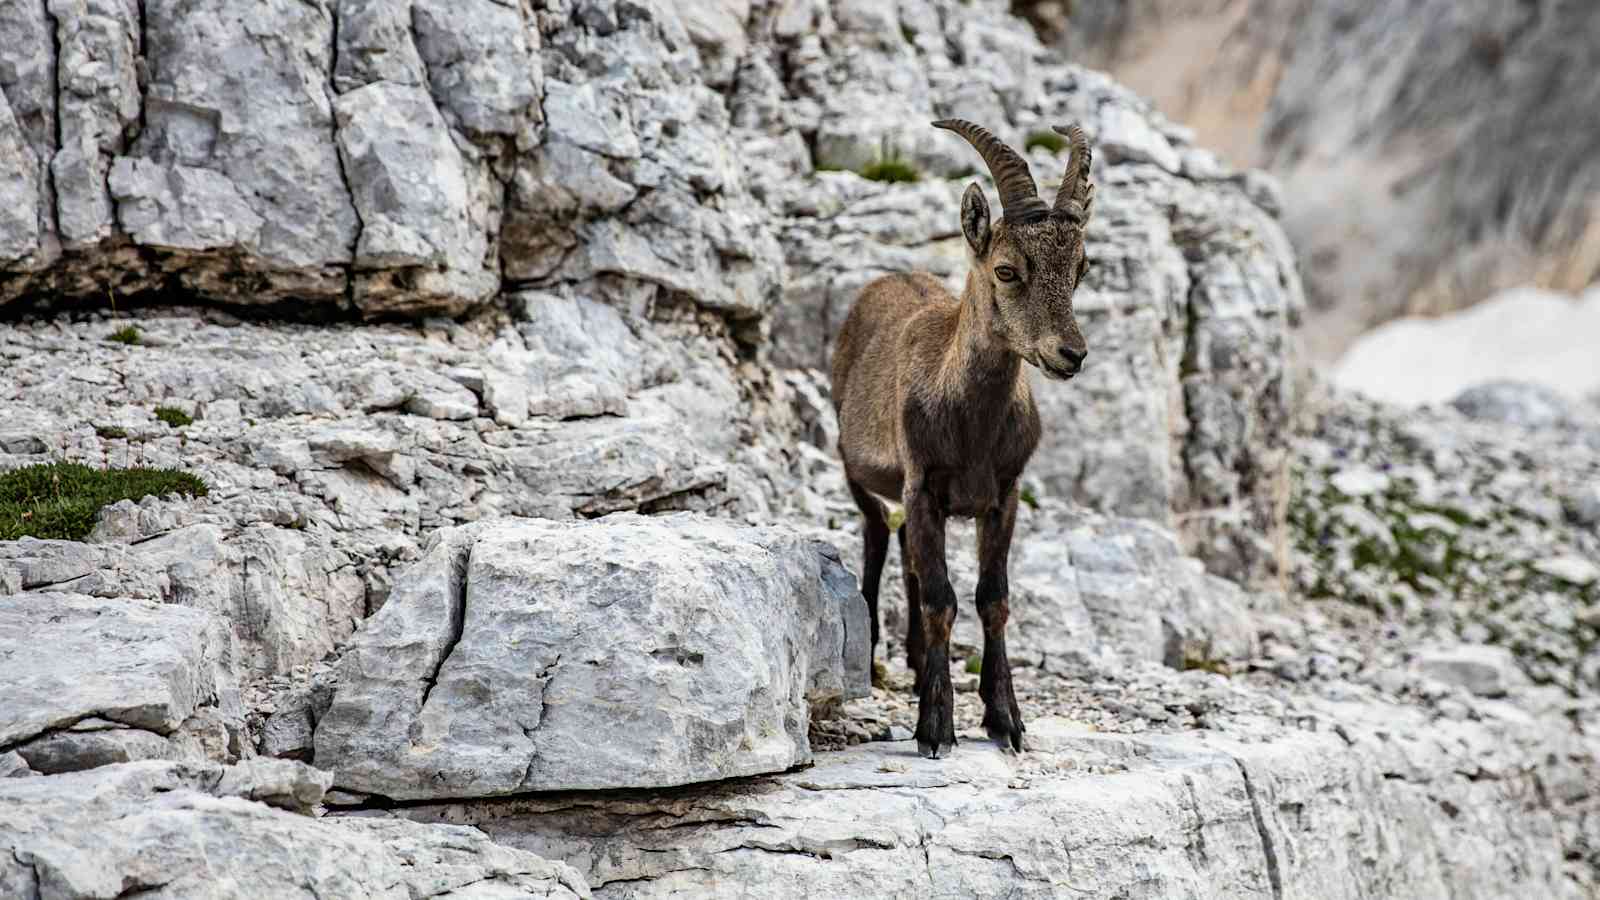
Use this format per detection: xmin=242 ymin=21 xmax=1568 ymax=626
xmin=1059 ymin=344 xmax=1087 ymax=368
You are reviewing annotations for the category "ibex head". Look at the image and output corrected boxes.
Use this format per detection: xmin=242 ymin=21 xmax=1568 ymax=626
xmin=933 ymin=119 xmax=1094 ymax=380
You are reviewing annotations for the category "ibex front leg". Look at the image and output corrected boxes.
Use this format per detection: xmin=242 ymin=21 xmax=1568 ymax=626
xmin=904 ymin=472 xmax=957 ymax=758
xmin=976 ymin=484 xmax=1024 ymax=751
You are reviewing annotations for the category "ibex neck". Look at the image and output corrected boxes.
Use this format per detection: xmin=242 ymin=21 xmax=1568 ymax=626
xmin=945 ymin=281 xmax=1022 ymax=393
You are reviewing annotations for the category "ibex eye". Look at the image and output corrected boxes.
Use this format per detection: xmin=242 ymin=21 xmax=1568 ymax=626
xmin=995 ymin=266 xmax=1019 ymax=282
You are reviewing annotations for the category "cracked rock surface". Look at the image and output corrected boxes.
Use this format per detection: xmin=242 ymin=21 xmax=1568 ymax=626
xmin=0 ymin=592 xmax=243 ymax=776
xmin=314 ymin=514 xmax=871 ymax=799
xmin=383 ymin=707 xmax=1574 ymax=899
xmin=0 ymin=759 xmax=590 ymax=899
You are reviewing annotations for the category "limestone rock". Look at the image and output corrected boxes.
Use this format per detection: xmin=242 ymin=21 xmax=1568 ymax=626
xmin=0 ymin=593 xmax=243 ymax=773
xmin=0 ymin=759 xmax=589 ymax=899
xmin=335 ymin=80 xmax=496 ymax=314
xmin=315 ymin=514 xmax=871 ymax=799
xmin=1451 ymin=380 xmax=1576 ymax=429
xmin=386 ymin=714 xmax=1570 ymax=899
xmin=1414 ymin=645 xmax=1529 ymax=699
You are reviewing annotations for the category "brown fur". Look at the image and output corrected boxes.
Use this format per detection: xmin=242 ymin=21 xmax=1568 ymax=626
xmin=829 ymin=125 xmax=1093 ymax=757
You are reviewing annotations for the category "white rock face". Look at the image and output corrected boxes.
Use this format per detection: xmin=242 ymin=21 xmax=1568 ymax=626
xmin=0 ymin=593 xmax=243 ymax=775
xmin=314 ymin=514 xmax=871 ymax=799
xmin=0 ymin=529 xmax=366 ymax=680
xmin=0 ymin=759 xmax=590 ymax=899
xmin=384 ymin=712 xmax=1572 ymax=899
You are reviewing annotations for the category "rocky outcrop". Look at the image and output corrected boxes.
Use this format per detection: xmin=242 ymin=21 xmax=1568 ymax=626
xmin=314 ymin=514 xmax=870 ymax=800
xmin=0 ymin=759 xmax=590 ymax=899
xmin=1042 ymin=0 xmax=1600 ymax=361
xmin=1 ymin=0 xmax=1302 ymax=585
xmin=379 ymin=705 xmax=1576 ymax=899
xmin=0 ymin=592 xmax=242 ymax=776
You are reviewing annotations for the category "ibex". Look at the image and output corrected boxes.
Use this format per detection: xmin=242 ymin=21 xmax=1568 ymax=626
xmin=830 ymin=119 xmax=1093 ymax=757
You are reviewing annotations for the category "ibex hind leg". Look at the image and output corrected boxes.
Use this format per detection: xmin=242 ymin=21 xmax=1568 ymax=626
xmin=846 ymin=477 xmax=890 ymax=684
xmin=898 ymin=524 xmax=925 ymax=691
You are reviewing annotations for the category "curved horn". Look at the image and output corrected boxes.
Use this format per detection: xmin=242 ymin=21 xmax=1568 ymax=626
xmin=931 ymin=119 xmax=1046 ymax=222
xmin=1052 ymin=124 xmax=1092 ymax=220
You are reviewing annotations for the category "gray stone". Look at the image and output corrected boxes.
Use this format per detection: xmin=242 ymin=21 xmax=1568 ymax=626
xmin=109 ymin=156 xmax=266 ymax=251
xmin=315 ymin=515 xmax=870 ymax=799
xmin=51 ymin=0 xmax=142 ymax=248
xmin=259 ymin=687 xmax=322 ymax=762
xmin=1414 ymin=645 xmax=1529 ymax=699
xmin=388 ymin=715 xmax=1569 ymax=899
xmin=1451 ymin=380 xmax=1575 ymax=429
xmin=0 ymin=760 xmax=589 ymax=899
xmin=1532 ymin=555 xmax=1600 ymax=587
xmin=335 ymin=80 xmax=496 ymax=314
xmin=130 ymin=0 xmax=358 ymax=297
xmin=12 ymin=726 xmax=177 ymax=775
xmin=0 ymin=751 xmax=30 ymax=778
xmin=332 ymin=0 xmax=428 ymax=92
xmin=0 ymin=593 xmax=243 ymax=764
xmin=0 ymin=93 xmax=42 ymax=263
xmin=410 ymin=0 xmax=542 ymax=139
xmin=1569 ymin=483 xmax=1600 ymax=527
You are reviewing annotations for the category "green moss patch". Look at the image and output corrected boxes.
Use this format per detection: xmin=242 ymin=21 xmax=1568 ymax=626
xmin=1024 ymin=130 xmax=1068 ymax=155
xmin=860 ymin=158 xmax=920 ymax=183
xmin=0 ymin=462 xmax=208 ymax=541
xmin=106 ymin=325 xmax=142 ymax=345
xmin=154 ymin=406 xmax=193 ymax=428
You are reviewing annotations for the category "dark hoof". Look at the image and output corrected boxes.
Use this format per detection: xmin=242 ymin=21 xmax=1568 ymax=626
xmin=914 ymin=667 xmax=956 ymax=759
xmin=982 ymin=704 xmax=1025 ymax=753
xmin=980 ymin=657 xmax=1025 ymax=752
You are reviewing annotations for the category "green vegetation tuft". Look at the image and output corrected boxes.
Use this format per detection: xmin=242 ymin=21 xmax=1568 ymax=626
xmin=94 ymin=425 xmax=128 ymax=440
xmin=1182 ymin=650 xmax=1232 ymax=676
xmin=964 ymin=653 xmax=983 ymax=675
xmin=860 ymin=158 xmax=921 ymax=183
xmin=1024 ymin=130 xmax=1068 ymax=155
xmin=106 ymin=325 xmax=142 ymax=345
xmin=1019 ymin=486 xmax=1039 ymax=510
xmin=154 ymin=406 xmax=193 ymax=428
xmin=0 ymin=461 xmax=207 ymax=541
xmin=859 ymin=136 xmax=920 ymax=183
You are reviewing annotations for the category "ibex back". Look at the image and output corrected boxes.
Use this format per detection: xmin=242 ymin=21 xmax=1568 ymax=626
xmin=830 ymin=119 xmax=1094 ymax=757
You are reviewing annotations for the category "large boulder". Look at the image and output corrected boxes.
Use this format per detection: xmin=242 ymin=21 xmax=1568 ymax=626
xmin=0 ymin=759 xmax=589 ymax=899
xmin=0 ymin=593 xmax=243 ymax=775
xmin=314 ymin=514 xmax=871 ymax=799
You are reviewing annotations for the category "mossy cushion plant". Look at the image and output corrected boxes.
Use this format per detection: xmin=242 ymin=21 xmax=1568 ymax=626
xmin=0 ymin=461 xmax=208 ymax=541
xmin=154 ymin=406 xmax=193 ymax=428
xmin=1024 ymin=129 xmax=1068 ymax=155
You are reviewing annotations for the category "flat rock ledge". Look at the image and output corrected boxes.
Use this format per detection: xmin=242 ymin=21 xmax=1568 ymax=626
xmin=314 ymin=513 xmax=871 ymax=800
xmin=380 ymin=712 xmax=1572 ymax=900
xmin=0 ymin=592 xmax=243 ymax=775
xmin=0 ymin=759 xmax=589 ymax=899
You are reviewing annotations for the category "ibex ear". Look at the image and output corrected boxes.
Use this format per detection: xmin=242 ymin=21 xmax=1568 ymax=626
xmin=960 ymin=183 xmax=991 ymax=257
